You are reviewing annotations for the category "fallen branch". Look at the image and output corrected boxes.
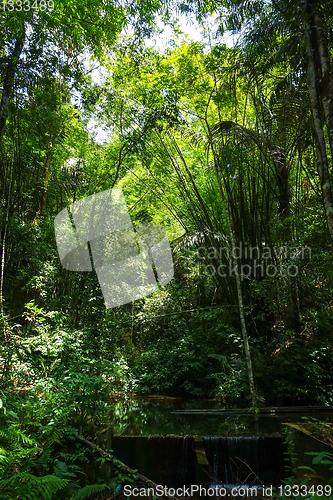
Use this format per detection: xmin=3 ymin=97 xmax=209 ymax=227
xmin=74 ymin=434 xmax=182 ymax=500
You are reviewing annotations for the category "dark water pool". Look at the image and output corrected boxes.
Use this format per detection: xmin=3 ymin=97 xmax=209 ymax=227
xmin=111 ymin=396 xmax=333 ymax=436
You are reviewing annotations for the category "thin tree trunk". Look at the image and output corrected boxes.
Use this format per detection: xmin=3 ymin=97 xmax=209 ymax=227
xmin=0 ymin=31 xmax=25 ymax=149
xmin=215 ymin=168 xmax=257 ymax=407
xmin=275 ymin=157 xmax=290 ymax=217
xmin=309 ymin=1 xmax=333 ymax=163
xmin=33 ymin=81 xmax=68 ymax=224
xmin=0 ymin=160 xmax=13 ymax=382
xmin=200 ymin=95 xmax=258 ymax=405
xmin=303 ymin=4 xmax=333 ymax=245
xmin=209 ymin=134 xmax=257 ymax=406
xmin=33 ymin=140 xmax=53 ymax=223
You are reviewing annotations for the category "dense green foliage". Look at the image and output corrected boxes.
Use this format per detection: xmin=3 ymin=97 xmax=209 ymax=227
xmin=1 ymin=0 xmax=333 ymax=495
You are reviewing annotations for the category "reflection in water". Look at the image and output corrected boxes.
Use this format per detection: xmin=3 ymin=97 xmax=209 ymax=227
xmin=111 ymin=396 xmax=333 ymax=436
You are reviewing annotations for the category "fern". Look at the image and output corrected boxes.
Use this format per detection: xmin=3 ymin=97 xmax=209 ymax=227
xmin=0 ymin=473 xmax=69 ymax=500
xmin=0 ymin=381 xmax=118 ymax=499
xmin=0 ymin=426 xmax=36 ymax=446
xmin=72 ymin=483 xmax=109 ymax=500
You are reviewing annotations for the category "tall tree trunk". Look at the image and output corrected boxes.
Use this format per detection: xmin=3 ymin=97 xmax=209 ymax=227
xmin=208 ymin=124 xmax=258 ymax=406
xmin=33 ymin=140 xmax=53 ymax=223
xmin=275 ymin=158 xmax=290 ymax=217
xmin=33 ymin=80 xmax=67 ymax=223
xmin=303 ymin=3 xmax=333 ymax=245
xmin=214 ymin=162 xmax=257 ymax=407
xmin=309 ymin=1 xmax=333 ymax=163
xmin=0 ymin=159 xmax=13 ymax=362
xmin=0 ymin=31 xmax=25 ymax=149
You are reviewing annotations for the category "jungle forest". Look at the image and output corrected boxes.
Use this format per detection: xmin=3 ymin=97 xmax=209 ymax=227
xmin=1 ymin=0 xmax=333 ymax=498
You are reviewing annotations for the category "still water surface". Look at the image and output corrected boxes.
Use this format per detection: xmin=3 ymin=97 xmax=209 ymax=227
xmin=112 ymin=396 xmax=333 ymax=436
